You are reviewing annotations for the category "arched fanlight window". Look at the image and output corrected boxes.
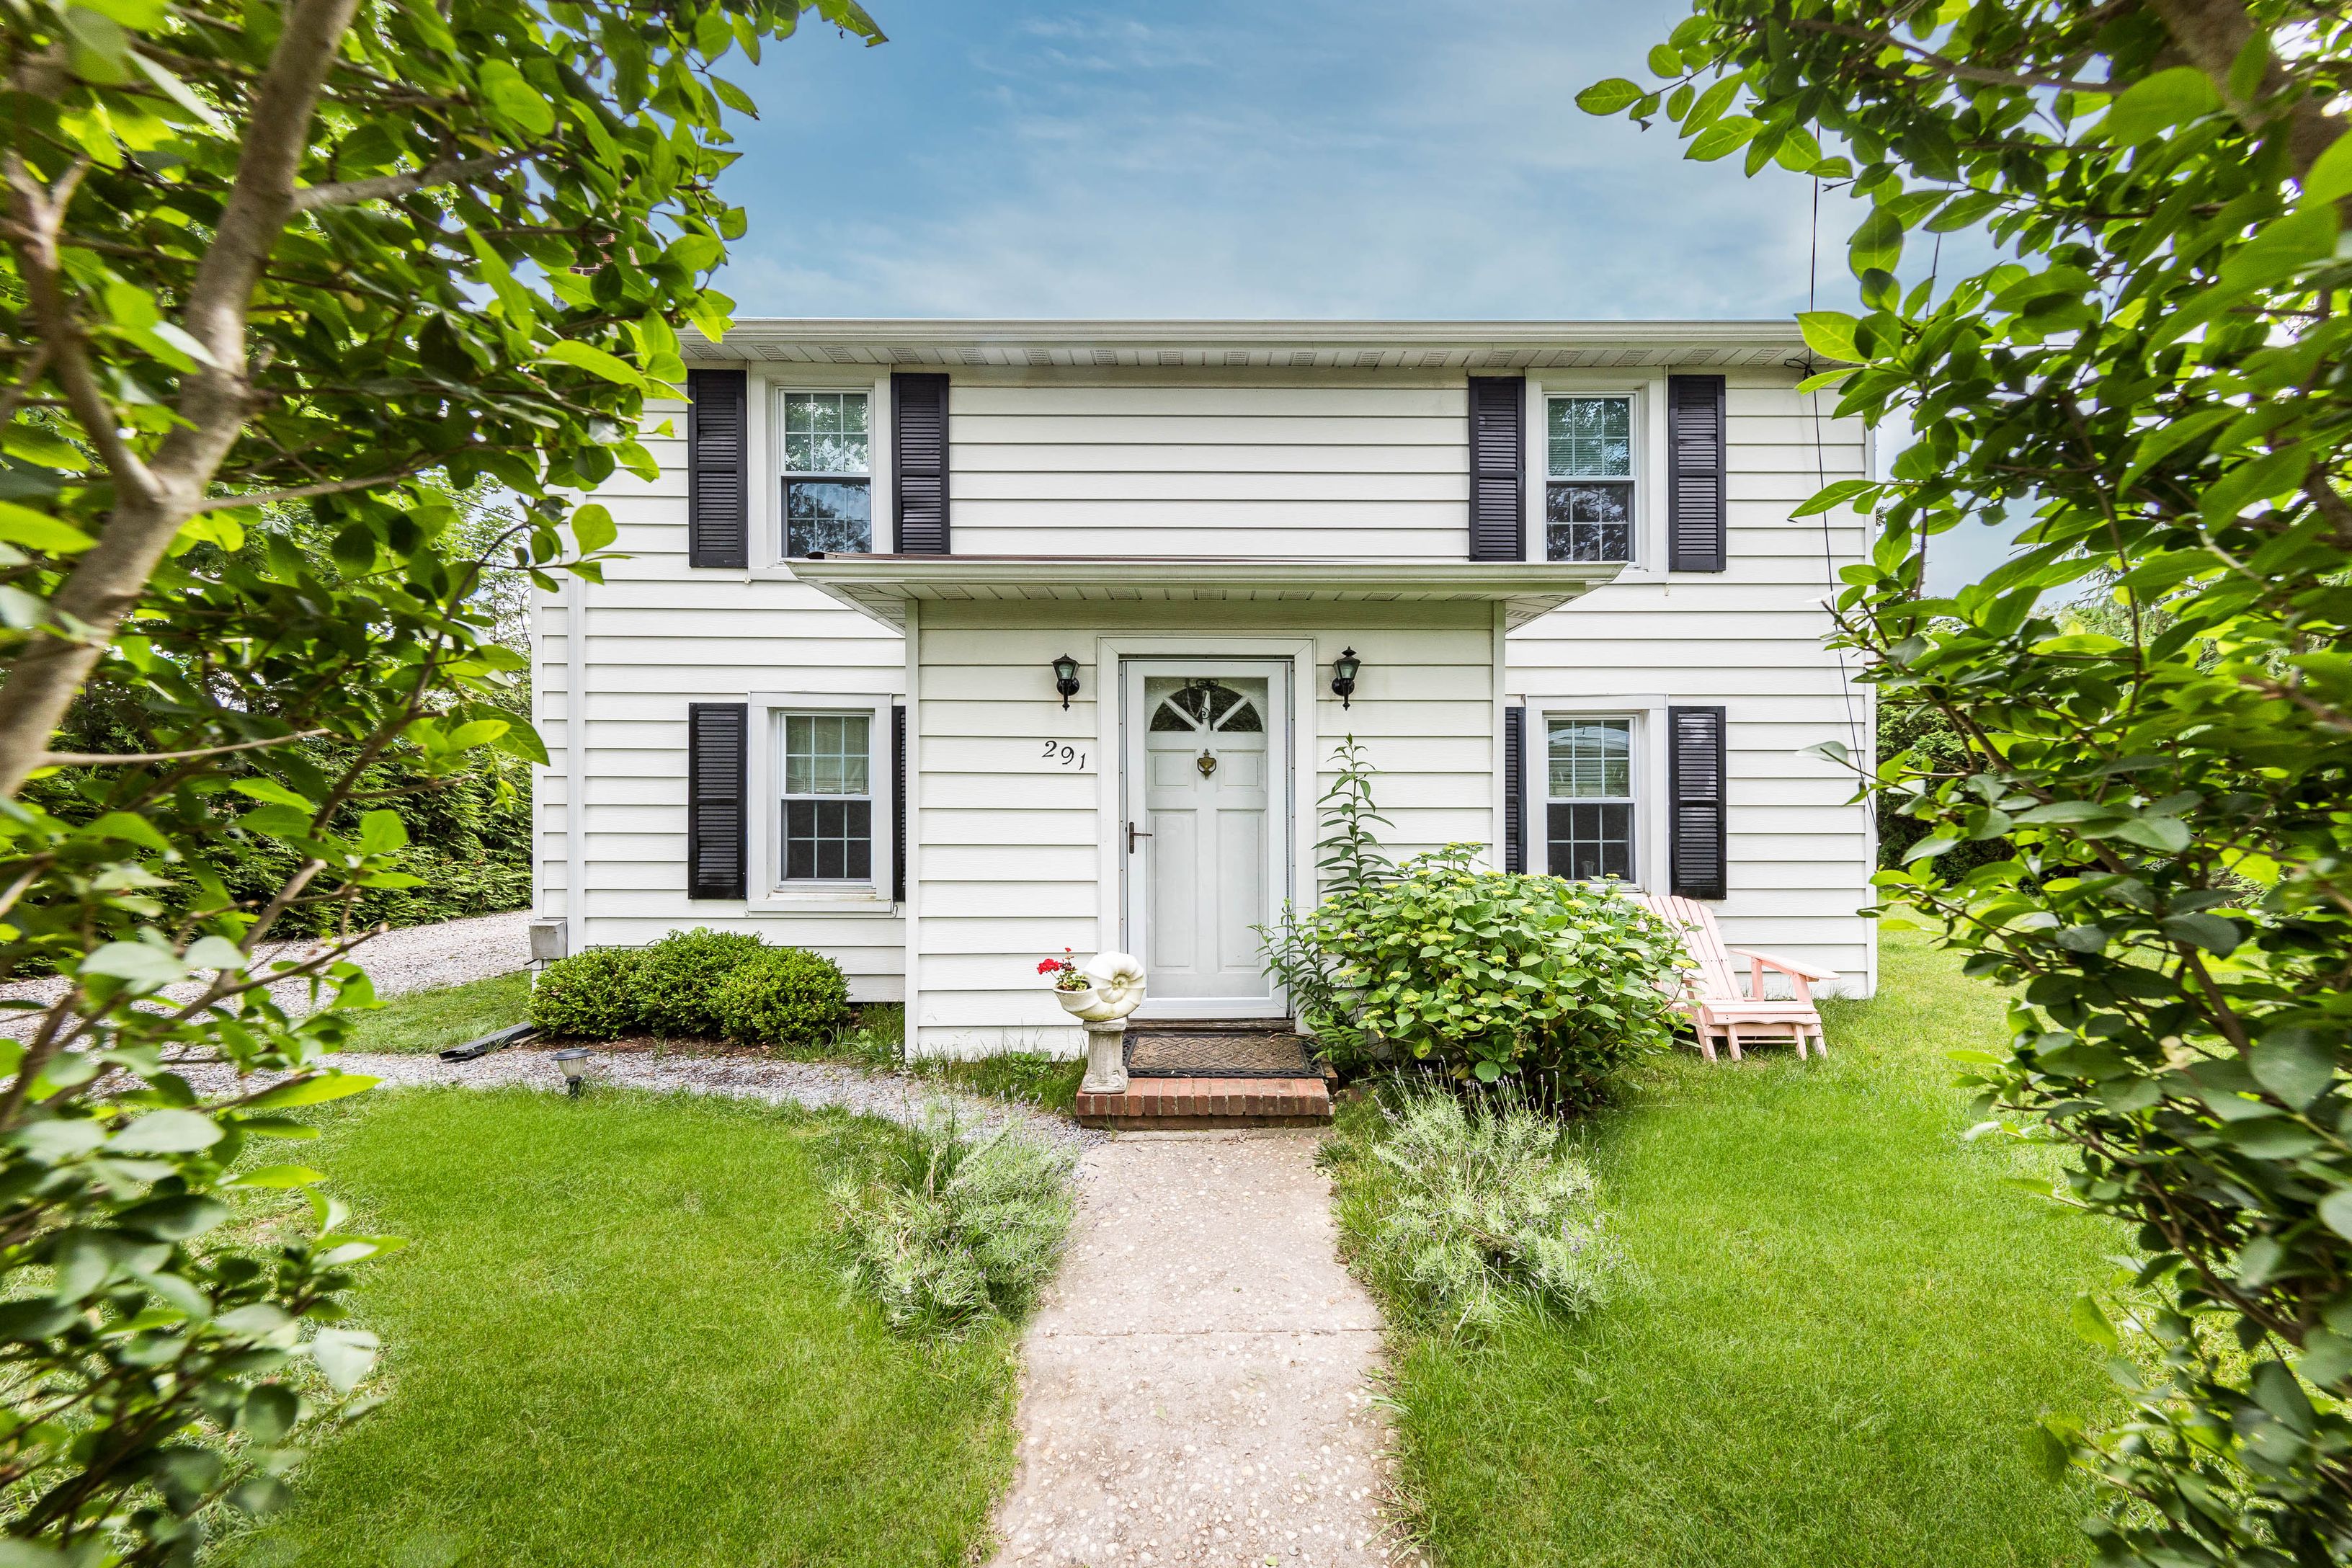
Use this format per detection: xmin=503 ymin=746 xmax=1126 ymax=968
xmin=1147 ymin=680 xmax=1264 ymax=734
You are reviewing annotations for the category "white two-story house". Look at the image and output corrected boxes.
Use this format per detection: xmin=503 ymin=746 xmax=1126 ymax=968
xmin=533 ymin=319 xmax=1876 ymax=1059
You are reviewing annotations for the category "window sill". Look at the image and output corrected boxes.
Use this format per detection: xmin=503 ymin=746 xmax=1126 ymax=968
xmin=747 ymin=888 xmax=899 ymax=917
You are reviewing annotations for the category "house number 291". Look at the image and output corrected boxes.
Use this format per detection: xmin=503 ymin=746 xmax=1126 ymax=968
xmin=1041 ymin=741 xmax=1087 ymax=769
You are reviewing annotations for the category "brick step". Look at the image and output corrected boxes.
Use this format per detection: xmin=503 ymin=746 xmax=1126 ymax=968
xmin=1074 ymin=1074 xmax=1332 ymax=1130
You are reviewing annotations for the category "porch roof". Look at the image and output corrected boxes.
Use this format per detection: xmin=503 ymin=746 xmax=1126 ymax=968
xmin=785 ymin=556 xmax=1623 ymax=631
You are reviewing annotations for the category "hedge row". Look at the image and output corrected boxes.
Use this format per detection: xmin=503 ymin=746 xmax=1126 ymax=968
xmin=530 ymin=927 xmax=852 ymax=1049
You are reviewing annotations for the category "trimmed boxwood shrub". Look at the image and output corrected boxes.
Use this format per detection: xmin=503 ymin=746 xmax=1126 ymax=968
xmin=634 ymin=927 xmax=768 ymax=1037
xmin=528 ymin=947 xmax=644 ymax=1040
xmin=711 ymin=948 xmax=852 ymax=1049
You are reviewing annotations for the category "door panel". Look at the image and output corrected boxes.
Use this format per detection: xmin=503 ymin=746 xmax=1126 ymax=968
xmin=1127 ymin=667 xmax=1284 ymax=1012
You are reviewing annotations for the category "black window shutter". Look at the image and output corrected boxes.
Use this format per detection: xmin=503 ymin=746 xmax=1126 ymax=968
xmin=891 ymin=703 xmax=907 ymax=904
xmin=687 ymin=702 xmax=747 ymax=899
xmin=1502 ymin=705 xmax=1526 ymax=873
xmin=1467 ymin=376 xmax=1525 ymax=561
xmin=686 ymin=368 xmax=748 ymax=569
xmin=1668 ymin=705 xmax=1728 ymax=901
xmin=1667 ymin=374 xmax=1727 ymax=572
xmin=893 ymin=373 xmax=950 ymax=554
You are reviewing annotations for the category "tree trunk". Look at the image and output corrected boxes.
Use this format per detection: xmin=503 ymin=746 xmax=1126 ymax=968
xmin=0 ymin=0 xmax=360 ymax=798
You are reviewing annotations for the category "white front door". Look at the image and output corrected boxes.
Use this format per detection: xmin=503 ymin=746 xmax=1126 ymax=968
xmin=1123 ymin=659 xmax=1289 ymax=1019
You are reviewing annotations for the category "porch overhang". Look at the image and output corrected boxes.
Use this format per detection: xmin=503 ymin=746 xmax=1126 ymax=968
xmin=784 ymin=556 xmax=1625 ymax=631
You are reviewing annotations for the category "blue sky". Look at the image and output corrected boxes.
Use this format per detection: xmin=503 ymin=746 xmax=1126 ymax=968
xmin=715 ymin=0 xmax=1839 ymax=320
xmin=710 ymin=0 xmax=2019 ymax=589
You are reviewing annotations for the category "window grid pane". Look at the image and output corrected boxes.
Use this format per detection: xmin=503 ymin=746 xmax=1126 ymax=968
xmin=1547 ymin=802 xmax=1634 ymax=882
xmin=785 ymin=480 xmax=871 ymax=556
xmin=1548 ymin=396 xmax=1631 ymax=479
xmin=1546 ymin=481 xmax=1632 ymax=562
xmin=1547 ymin=718 xmax=1631 ymax=799
xmin=783 ymin=392 xmax=870 ymax=475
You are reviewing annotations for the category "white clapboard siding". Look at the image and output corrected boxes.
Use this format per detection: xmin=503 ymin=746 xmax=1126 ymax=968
xmin=948 ymin=379 xmax=1471 ymax=560
xmin=909 ymin=606 xmax=1497 ymax=1057
xmin=1511 ymin=375 xmax=1874 ymax=990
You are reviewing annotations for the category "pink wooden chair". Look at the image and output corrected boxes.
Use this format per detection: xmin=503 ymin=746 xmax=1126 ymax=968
xmin=1629 ymin=892 xmax=1838 ymax=1062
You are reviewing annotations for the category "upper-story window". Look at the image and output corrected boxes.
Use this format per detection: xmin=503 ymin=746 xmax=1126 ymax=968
xmin=1546 ymin=396 xmax=1634 ymax=563
xmin=782 ymin=391 xmax=871 ymax=558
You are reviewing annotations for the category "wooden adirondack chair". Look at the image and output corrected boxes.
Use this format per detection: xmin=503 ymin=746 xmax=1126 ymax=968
xmin=1629 ymin=892 xmax=1838 ymax=1062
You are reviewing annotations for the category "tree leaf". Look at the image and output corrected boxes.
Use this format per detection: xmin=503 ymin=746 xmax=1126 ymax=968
xmin=544 ymin=338 xmax=645 ymax=388
xmin=107 ymin=1109 xmax=223 ymax=1154
xmin=1848 ymin=207 xmax=1905 ymax=276
xmin=2250 ymin=1029 xmax=2335 ymax=1110
xmin=79 ymin=940 xmax=186 ymax=985
xmin=476 ymin=59 xmax=556 ymax=137
xmin=0 ymin=501 xmax=96 ymax=555
xmin=2105 ymin=66 xmax=2220 ymax=144
xmin=1796 ymin=311 xmax=1861 ymax=362
xmin=1574 ymin=78 xmax=1644 ymax=115
xmin=308 ymin=1325 xmax=380 ymax=1394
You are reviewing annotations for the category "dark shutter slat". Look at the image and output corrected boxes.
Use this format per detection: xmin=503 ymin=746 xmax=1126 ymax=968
xmin=1667 ymin=374 xmax=1727 ymax=572
xmin=891 ymin=703 xmax=907 ymax=905
xmin=1502 ymin=705 xmax=1526 ymax=873
xmin=687 ymin=369 xmax=748 ymax=569
xmin=893 ymin=373 xmax=950 ymax=554
xmin=687 ymin=702 xmax=747 ymax=899
xmin=1467 ymin=376 xmax=1525 ymax=561
xmin=1667 ymin=705 xmax=1727 ymax=900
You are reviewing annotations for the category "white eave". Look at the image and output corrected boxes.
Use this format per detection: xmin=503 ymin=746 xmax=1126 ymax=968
xmin=785 ymin=556 xmax=1625 ymax=632
xmin=686 ymin=317 xmax=1809 ymax=372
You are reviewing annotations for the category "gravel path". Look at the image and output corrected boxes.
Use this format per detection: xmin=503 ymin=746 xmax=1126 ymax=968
xmin=1 ymin=910 xmax=533 ymax=1036
xmin=166 ymin=1046 xmax=1106 ymax=1154
xmin=989 ymin=1131 xmax=1400 ymax=1567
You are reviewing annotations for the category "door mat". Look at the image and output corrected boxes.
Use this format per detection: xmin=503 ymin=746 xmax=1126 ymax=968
xmin=1124 ymin=1029 xmax=1317 ymax=1079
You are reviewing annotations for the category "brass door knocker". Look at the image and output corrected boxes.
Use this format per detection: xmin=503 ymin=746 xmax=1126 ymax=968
xmin=1195 ymin=750 xmax=1217 ymax=778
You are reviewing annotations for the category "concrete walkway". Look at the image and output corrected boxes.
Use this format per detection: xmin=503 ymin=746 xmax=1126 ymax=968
xmin=989 ymin=1130 xmax=1400 ymax=1568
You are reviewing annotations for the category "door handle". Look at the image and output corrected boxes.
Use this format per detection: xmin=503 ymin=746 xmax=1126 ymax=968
xmin=1128 ymin=821 xmax=1152 ymax=853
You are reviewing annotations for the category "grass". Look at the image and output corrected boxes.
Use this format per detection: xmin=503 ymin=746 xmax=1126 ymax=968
xmin=342 ymin=970 xmax=530 ymax=1054
xmin=224 ymin=1088 xmax=1020 ymax=1568
xmin=1331 ymin=930 xmax=2128 ymax=1568
xmin=917 ymin=1052 xmax=1086 ymax=1115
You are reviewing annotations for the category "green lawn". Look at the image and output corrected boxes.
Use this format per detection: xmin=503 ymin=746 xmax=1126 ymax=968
xmin=342 ymin=970 xmax=530 ymax=1054
xmin=1336 ymin=930 xmax=2125 ymax=1568
xmin=226 ymin=1090 xmax=1017 ymax=1568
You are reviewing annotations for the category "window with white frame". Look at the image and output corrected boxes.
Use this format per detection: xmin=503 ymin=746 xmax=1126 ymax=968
xmin=1546 ymin=395 xmax=1634 ymax=562
xmin=1546 ymin=716 xmax=1635 ymax=881
xmin=779 ymin=711 xmax=873 ymax=881
xmin=780 ymin=391 xmax=871 ymax=558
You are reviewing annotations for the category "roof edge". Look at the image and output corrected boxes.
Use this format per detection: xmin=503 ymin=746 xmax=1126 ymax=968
xmin=705 ymin=317 xmax=1805 ymax=350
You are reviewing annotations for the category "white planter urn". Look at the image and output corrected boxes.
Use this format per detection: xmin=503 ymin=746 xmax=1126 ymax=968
xmin=1055 ymin=951 xmax=1146 ymax=1023
xmin=1054 ymin=950 xmax=1144 ymax=1095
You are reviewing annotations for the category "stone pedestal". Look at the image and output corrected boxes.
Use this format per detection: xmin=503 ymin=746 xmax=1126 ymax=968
xmin=1079 ymin=1018 xmax=1129 ymax=1096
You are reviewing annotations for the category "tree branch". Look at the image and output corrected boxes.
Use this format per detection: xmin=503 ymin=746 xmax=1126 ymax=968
xmin=38 ymin=729 xmax=326 ymax=767
xmin=193 ymin=468 xmax=429 ymax=512
xmin=290 ymin=147 xmax=534 ymax=212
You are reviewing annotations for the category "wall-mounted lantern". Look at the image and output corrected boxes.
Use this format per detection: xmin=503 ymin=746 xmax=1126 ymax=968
xmin=1331 ymin=647 xmax=1362 ymax=709
xmin=1051 ymin=653 xmax=1082 ymax=710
